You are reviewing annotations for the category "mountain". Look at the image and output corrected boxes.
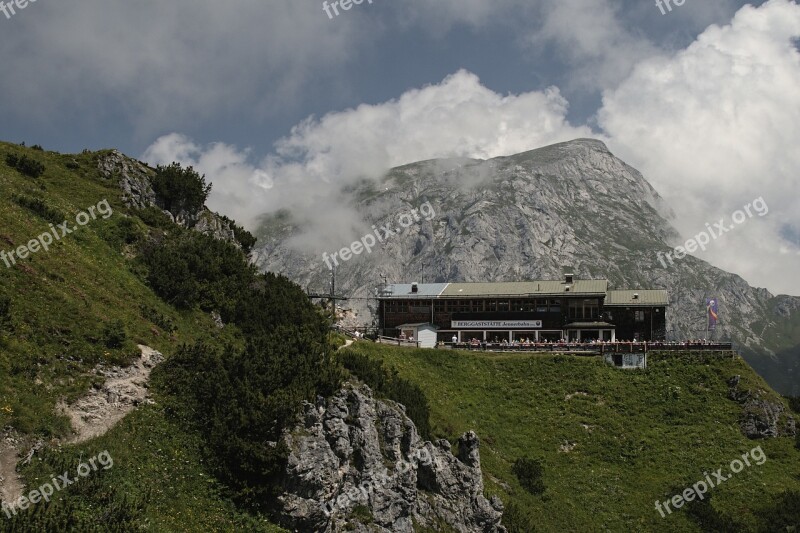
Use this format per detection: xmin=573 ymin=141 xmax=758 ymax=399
xmin=254 ymin=139 xmax=800 ymax=395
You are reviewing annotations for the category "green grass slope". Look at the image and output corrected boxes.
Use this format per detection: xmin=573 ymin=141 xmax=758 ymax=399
xmin=339 ymin=342 xmax=800 ymax=532
xmin=0 ymin=141 xmax=285 ymax=531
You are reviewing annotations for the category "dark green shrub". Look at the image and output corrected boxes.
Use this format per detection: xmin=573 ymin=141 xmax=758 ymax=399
xmin=349 ymin=505 xmax=374 ymax=525
xmin=99 ymin=216 xmax=143 ymax=250
xmin=12 ymin=194 xmax=64 ymax=224
xmin=147 ymin=245 xmax=344 ymax=509
xmin=754 ymin=490 xmax=800 ymax=532
xmin=139 ymin=230 xmax=254 ymax=317
xmin=6 ymin=153 xmax=46 ymax=178
xmin=102 ymin=319 xmax=127 ymax=349
xmin=136 ymin=205 xmax=174 ymax=229
xmin=156 ymin=276 xmax=343 ymax=510
xmin=31 ymin=144 xmax=44 ymax=151
xmin=151 ymin=162 xmax=211 ymax=215
xmin=684 ymin=491 xmax=740 ymax=531
xmin=139 ymin=304 xmax=177 ymax=333
xmin=512 ymin=457 xmax=545 ymax=495
xmin=220 ymin=214 xmax=257 ymax=254
xmin=0 ymin=294 xmax=11 ymax=331
xmin=787 ymin=396 xmax=800 ymax=414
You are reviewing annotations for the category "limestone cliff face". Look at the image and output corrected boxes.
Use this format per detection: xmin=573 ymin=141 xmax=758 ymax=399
xmin=277 ymin=383 xmax=505 ymax=533
xmin=254 ymin=139 xmax=800 ymax=396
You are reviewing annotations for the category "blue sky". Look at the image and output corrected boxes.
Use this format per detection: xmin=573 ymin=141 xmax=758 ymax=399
xmin=2 ymin=0 xmax=799 ymax=294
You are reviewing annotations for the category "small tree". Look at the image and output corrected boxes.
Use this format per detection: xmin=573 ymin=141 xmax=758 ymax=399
xmin=151 ymin=163 xmax=212 ymax=215
xmin=512 ymin=456 xmax=545 ymax=495
xmin=102 ymin=319 xmax=127 ymax=349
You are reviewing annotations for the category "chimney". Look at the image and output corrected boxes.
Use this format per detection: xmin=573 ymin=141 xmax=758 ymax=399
xmin=411 ymin=282 xmax=419 ymax=294
xmin=565 ymin=273 xmax=574 ymax=284
xmin=633 ymin=293 xmax=639 ymax=300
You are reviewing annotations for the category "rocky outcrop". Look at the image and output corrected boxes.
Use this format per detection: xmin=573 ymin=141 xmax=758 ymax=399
xmin=96 ymin=151 xmax=243 ymax=250
xmin=277 ymin=383 xmax=505 ymax=533
xmin=727 ymin=375 xmax=796 ymax=439
xmin=97 ymin=150 xmax=157 ymax=210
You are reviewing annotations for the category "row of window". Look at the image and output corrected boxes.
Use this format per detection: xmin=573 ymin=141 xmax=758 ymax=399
xmin=384 ymin=298 xmax=568 ymax=314
xmin=383 ymin=299 xmax=654 ymax=322
xmin=567 ymin=299 xmax=600 ymax=320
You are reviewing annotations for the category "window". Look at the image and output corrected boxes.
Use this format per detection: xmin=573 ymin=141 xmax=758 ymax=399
xmin=488 ymin=300 xmax=498 ymax=312
xmin=498 ymin=300 xmax=510 ymax=312
xmin=635 ymin=310 xmax=645 ymax=322
xmin=568 ymin=299 xmax=599 ymax=319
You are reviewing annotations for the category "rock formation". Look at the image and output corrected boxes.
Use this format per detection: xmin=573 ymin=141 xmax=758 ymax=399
xmin=727 ymin=375 xmax=797 ymax=439
xmin=96 ymin=150 xmax=242 ymax=249
xmin=277 ymin=383 xmax=505 ymax=532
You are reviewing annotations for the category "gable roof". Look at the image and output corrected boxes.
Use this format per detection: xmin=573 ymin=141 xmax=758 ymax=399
xmin=605 ymin=290 xmax=669 ymax=306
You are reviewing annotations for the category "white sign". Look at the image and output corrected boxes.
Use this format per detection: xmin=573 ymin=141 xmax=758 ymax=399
xmin=451 ymin=320 xmax=543 ymax=329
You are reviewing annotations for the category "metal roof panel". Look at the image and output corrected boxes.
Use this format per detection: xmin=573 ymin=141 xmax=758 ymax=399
xmin=605 ymin=290 xmax=669 ymax=306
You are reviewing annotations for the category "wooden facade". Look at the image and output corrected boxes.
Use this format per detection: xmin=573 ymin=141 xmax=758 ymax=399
xmin=377 ymin=278 xmax=667 ymax=343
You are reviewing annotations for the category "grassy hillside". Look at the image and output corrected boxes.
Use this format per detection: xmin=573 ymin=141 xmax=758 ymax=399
xmin=339 ymin=342 xmax=800 ymax=532
xmin=0 ymin=141 xmax=286 ymax=531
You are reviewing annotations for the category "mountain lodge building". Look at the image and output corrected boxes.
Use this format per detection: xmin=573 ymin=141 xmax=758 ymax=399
xmin=377 ymin=276 xmax=668 ymax=345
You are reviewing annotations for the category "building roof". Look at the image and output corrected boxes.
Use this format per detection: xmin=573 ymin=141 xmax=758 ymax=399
xmin=380 ymin=283 xmax=449 ymax=298
xmin=605 ymin=290 xmax=669 ymax=306
xmin=379 ymin=282 xmax=668 ymax=304
xmin=441 ymin=280 xmax=608 ymax=297
xmin=380 ymin=279 xmax=608 ymax=299
xmin=396 ymin=323 xmax=439 ymax=329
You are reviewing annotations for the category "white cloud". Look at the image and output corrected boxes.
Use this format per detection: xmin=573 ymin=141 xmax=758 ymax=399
xmin=600 ymin=0 xmax=800 ymax=295
xmin=143 ymin=70 xmax=591 ymax=249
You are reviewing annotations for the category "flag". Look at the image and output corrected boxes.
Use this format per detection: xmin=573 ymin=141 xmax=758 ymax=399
xmin=706 ymin=298 xmax=719 ymax=330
